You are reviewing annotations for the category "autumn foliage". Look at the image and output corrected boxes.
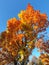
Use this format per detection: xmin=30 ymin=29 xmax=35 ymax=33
xmin=0 ymin=4 xmax=49 ymax=65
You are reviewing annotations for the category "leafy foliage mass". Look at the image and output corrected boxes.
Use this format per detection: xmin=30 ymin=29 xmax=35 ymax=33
xmin=0 ymin=4 xmax=49 ymax=65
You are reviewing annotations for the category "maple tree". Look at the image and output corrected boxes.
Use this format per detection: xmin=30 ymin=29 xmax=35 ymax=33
xmin=0 ymin=4 xmax=49 ymax=65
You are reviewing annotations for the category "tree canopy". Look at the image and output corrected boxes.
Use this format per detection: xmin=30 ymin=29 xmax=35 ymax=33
xmin=0 ymin=4 xmax=49 ymax=65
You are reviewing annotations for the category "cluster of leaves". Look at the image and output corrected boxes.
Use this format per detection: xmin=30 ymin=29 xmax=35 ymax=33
xmin=0 ymin=4 xmax=49 ymax=65
xmin=39 ymin=53 xmax=49 ymax=65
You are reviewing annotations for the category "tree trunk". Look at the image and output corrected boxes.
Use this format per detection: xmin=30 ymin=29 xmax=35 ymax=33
xmin=14 ymin=60 xmax=17 ymax=65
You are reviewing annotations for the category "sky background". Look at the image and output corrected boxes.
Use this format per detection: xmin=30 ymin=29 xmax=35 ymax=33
xmin=0 ymin=0 xmax=49 ymax=58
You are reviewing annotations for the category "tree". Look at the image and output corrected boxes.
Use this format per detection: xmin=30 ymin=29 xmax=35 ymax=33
xmin=35 ymin=35 xmax=49 ymax=65
xmin=0 ymin=4 xmax=49 ymax=65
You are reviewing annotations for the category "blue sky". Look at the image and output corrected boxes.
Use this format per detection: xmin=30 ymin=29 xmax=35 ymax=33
xmin=0 ymin=0 xmax=49 ymax=58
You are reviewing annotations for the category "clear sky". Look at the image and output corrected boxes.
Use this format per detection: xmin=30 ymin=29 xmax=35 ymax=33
xmin=0 ymin=0 xmax=49 ymax=58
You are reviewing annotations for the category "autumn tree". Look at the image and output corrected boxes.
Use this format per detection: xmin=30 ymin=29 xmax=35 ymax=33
xmin=36 ymin=38 xmax=49 ymax=65
xmin=0 ymin=4 xmax=49 ymax=65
